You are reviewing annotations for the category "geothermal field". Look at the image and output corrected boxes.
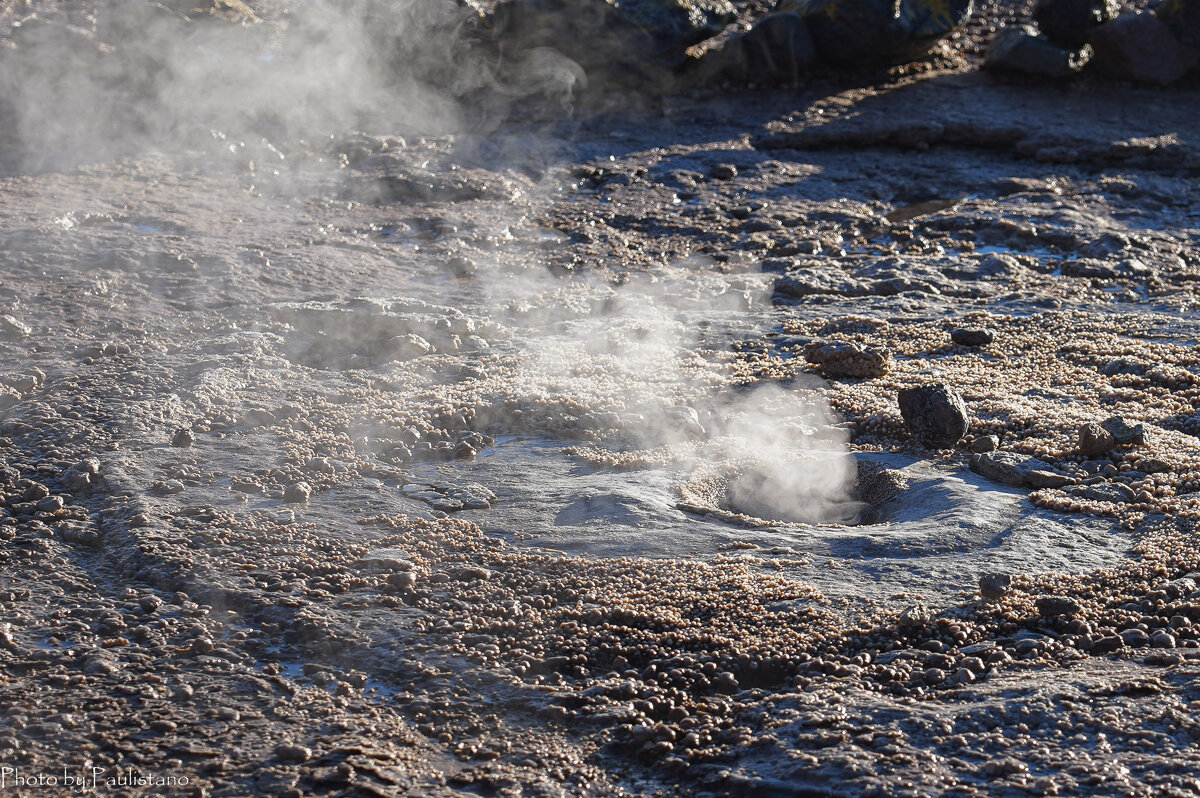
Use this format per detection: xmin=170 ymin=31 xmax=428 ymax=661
xmin=1 ymin=0 xmax=1200 ymax=795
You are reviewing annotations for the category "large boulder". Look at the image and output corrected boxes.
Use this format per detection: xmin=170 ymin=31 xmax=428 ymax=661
xmin=897 ymin=384 xmax=969 ymax=448
xmin=1156 ymin=0 xmax=1200 ymax=50
xmin=689 ymin=12 xmax=817 ymax=85
xmin=481 ymin=0 xmax=736 ymax=83
xmin=1087 ymin=12 xmax=1199 ymax=84
xmin=1032 ymin=0 xmax=1118 ymax=49
xmin=984 ymin=25 xmax=1091 ymax=77
xmin=779 ymin=0 xmax=973 ymax=67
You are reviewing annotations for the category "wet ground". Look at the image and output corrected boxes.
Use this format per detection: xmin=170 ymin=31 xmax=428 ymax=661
xmin=2 ymin=1 xmax=1200 ymax=797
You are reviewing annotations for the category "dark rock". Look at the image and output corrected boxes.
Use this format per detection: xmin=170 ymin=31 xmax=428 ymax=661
xmin=1066 ymin=482 xmax=1136 ymax=503
xmin=1156 ymin=0 xmax=1200 ymax=50
xmin=1138 ymin=458 xmax=1171 ymax=474
xmin=897 ymin=384 xmax=969 ymax=447
xmin=979 ymin=573 xmax=1012 ymax=601
xmin=1062 ymin=258 xmax=1122 ymax=279
xmin=35 ymin=495 xmax=63 ymax=514
xmin=951 ymin=327 xmax=996 ymax=347
xmin=487 ymin=0 xmax=736 ymax=78
xmin=1151 ymin=631 xmax=1177 ymax=648
xmin=456 ymin=566 xmax=493 ymax=581
xmin=803 ymin=340 xmax=892 ymax=378
xmin=1035 ymin=596 xmax=1082 ymax=617
xmin=1100 ymin=358 xmax=1146 ymax=376
xmin=898 ymin=604 xmax=930 ymax=629
xmin=969 ymin=451 xmax=1054 ymax=487
xmin=711 ymin=163 xmax=738 ymax=180
xmin=1101 ymin=416 xmax=1145 ymax=445
xmin=275 ymin=744 xmax=312 ymax=762
xmin=984 ymin=25 xmax=1091 ymax=77
xmin=1033 ymin=0 xmax=1118 ymax=48
xmin=1091 ymin=634 xmax=1123 ymax=654
xmin=696 ymin=12 xmax=816 ymax=86
xmin=969 ymin=434 xmax=999 ymax=453
xmin=783 ymin=0 xmax=973 ymax=66
xmin=1119 ymin=628 xmax=1151 ymax=647
xmin=1088 ymin=12 xmax=1199 ymax=85
xmin=1078 ymin=422 xmax=1115 ymax=456
xmin=714 ymin=671 xmax=739 ymax=693
xmin=1026 ymin=469 xmax=1072 ymax=488
xmin=734 ymin=12 xmax=816 ymax=84
xmin=774 ymin=268 xmax=872 ymax=299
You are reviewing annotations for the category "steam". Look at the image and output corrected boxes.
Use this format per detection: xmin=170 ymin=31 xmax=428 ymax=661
xmin=501 ymin=263 xmax=864 ymax=525
xmin=712 ymin=383 xmax=864 ymax=525
xmin=0 ymin=0 xmax=581 ymax=172
xmin=0 ymin=0 xmax=862 ymax=525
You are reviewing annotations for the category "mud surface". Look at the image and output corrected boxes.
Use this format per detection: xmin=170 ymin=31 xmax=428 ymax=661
xmin=2 ymin=2 xmax=1200 ymax=797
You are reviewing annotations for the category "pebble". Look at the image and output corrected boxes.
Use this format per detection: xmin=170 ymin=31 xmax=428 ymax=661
xmin=979 ymin=574 xmax=1012 ymax=601
xmin=240 ymin=409 xmax=277 ymax=428
xmin=1119 ymin=628 xmax=1151 ymax=647
xmin=0 ymin=314 xmax=30 ymax=340
xmin=950 ymin=326 xmax=996 ymax=347
xmin=1078 ymin=422 xmax=1115 ymax=456
xmin=803 ymin=341 xmax=892 ymax=379
xmin=388 ymin=571 xmax=417 ymax=589
xmin=1027 ymin=469 xmax=1072 ymax=488
xmin=283 ymin=482 xmax=311 ymax=504
xmin=1066 ymin=482 xmax=1136 ymax=503
xmin=1138 ymin=458 xmax=1171 ymax=474
xmin=274 ymin=744 xmax=312 ymax=762
xmin=897 ymin=383 xmax=969 ymax=448
xmin=1151 ymin=631 xmax=1177 ymax=648
xmin=1100 ymin=416 xmax=1144 ymax=446
xmin=1035 ymin=596 xmax=1082 ymax=617
xmin=969 ymin=434 xmax=999 ymax=453
xmin=35 ymin=496 xmax=63 ymax=514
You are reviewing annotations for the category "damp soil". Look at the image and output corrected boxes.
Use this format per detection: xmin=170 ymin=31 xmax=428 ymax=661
xmin=3 ymin=3 xmax=1200 ymax=798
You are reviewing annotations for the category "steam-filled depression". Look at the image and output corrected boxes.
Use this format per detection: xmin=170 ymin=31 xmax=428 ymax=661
xmin=366 ymin=264 xmax=1128 ymax=604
